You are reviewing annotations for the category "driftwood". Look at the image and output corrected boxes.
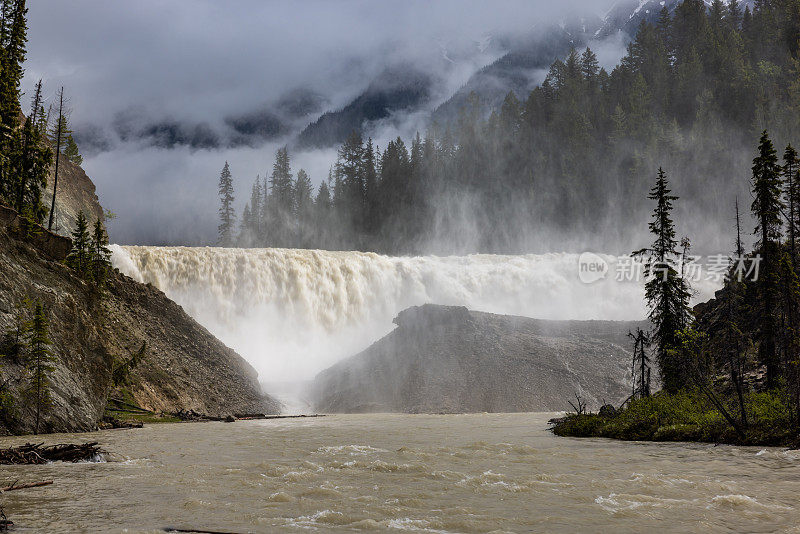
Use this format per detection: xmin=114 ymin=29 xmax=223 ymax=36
xmin=0 ymin=443 xmax=103 ymax=464
xmin=99 ymin=416 xmax=143 ymax=430
xmin=234 ymin=413 xmax=325 ymax=420
xmin=0 ymin=480 xmax=53 ymax=492
xmin=171 ymin=411 xmax=328 ymax=423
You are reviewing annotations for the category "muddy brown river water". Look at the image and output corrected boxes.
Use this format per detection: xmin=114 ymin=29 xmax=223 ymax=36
xmin=0 ymin=413 xmax=798 ymax=533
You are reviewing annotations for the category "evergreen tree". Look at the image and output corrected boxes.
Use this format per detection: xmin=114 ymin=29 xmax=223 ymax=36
xmin=0 ymin=296 xmax=30 ymax=363
xmin=336 ymin=131 xmax=365 ymax=240
xmin=1 ymin=77 xmax=51 ymax=222
xmin=635 ymin=168 xmax=693 ymax=393
xmin=63 ymin=134 xmax=82 ymax=165
xmin=294 ymin=168 xmax=313 ymax=246
xmin=709 ymin=0 xmax=727 ymax=31
xmin=727 ymin=0 xmax=743 ymax=29
xmin=217 ymin=162 xmax=236 ymax=247
xmin=0 ymin=0 xmax=26 ymax=130
xmin=238 ymin=203 xmax=252 ymax=246
xmin=241 ymin=175 xmax=263 ymax=245
xmin=362 ymin=137 xmax=378 ymax=235
xmin=314 ymin=179 xmax=333 ymax=247
xmin=784 ymin=145 xmax=799 ymax=264
xmin=267 ymin=147 xmax=294 ymax=246
xmin=25 ymin=300 xmax=53 ymax=435
xmin=66 ymin=210 xmax=90 ymax=275
xmin=751 ymin=131 xmax=784 ymax=387
xmin=89 ymin=218 xmax=112 ymax=292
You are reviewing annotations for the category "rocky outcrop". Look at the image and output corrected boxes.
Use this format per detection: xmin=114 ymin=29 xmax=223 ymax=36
xmin=0 ymin=204 xmax=71 ymax=260
xmin=0 ymin=217 xmax=279 ymax=435
xmin=312 ymin=304 xmax=645 ymax=414
xmin=41 ymin=158 xmax=105 ymax=236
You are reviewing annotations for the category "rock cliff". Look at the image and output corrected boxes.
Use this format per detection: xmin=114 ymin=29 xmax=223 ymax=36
xmin=41 ymin=158 xmax=105 ymax=236
xmin=0 ymin=211 xmax=279 ymax=435
xmin=312 ymin=304 xmax=645 ymax=414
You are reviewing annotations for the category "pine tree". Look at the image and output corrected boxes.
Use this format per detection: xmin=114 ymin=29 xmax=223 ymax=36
xmin=89 ymin=218 xmax=111 ymax=292
xmin=635 ymin=168 xmax=693 ymax=393
xmin=1 ymin=296 xmax=30 ymax=363
xmin=336 ymin=131 xmax=365 ymax=239
xmin=751 ymin=131 xmax=784 ymax=387
xmin=267 ymin=147 xmax=294 ymax=246
xmin=0 ymin=0 xmax=26 ymax=130
xmin=363 ymin=137 xmax=378 ymax=235
xmin=294 ymin=168 xmax=313 ymax=246
xmin=63 ymin=134 xmax=81 ymax=165
xmin=581 ymin=48 xmax=600 ymax=93
xmin=784 ymin=145 xmax=799 ymax=264
xmin=217 ymin=162 xmax=236 ymax=247
xmin=314 ymin=179 xmax=333 ymax=247
xmin=14 ymin=78 xmax=51 ymax=221
xmin=709 ymin=0 xmax=726 ymax=30
xmin=66 ymin=210 xmax=90 ymax=275
xmin=25 ymin=300 xmax=53 ymax=435
xmin=238 ymin=203 xmax=252 ymax=246
xmin=727 ymin=0 xmax=743 ymax=29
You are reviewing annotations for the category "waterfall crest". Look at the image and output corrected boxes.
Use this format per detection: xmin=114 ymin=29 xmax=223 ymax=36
xmin=110 ymin=246 xmax=716 ymax=381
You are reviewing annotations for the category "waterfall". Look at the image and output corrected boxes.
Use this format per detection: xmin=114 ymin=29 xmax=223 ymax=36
xmin=110 ymin=245 xmax=718 ymax=382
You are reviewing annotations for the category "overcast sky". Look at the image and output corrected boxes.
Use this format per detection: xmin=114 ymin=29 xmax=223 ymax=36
xmin=23 ymin=0 xmax=619 ymax=245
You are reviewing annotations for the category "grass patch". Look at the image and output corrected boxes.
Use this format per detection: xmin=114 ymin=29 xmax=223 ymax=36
xmin=551 ymin=389 xmax=798 ymax=446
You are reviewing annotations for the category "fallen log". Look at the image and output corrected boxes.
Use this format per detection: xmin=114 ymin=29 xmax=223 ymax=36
xmin=234 ymin=414 xmax=326 ymax=420
xmin=0 ymin=443 xmax=104 ymax=464
xmin=0 ymin=480 xmax=53 ymax=492
xmin=164 ymin=528 xmax=244 ymax=534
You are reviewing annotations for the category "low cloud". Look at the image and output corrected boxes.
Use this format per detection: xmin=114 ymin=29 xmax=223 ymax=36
xmin=23 ymin=0 xmax=620 ymax=245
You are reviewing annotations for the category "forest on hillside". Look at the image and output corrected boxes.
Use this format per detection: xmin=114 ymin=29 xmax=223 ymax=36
xmin=217 ymin=0 xmax=800 ymax=255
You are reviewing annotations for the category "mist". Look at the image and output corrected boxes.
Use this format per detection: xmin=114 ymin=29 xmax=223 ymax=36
xmin=21 ymin=0 xmax=621 ymax=245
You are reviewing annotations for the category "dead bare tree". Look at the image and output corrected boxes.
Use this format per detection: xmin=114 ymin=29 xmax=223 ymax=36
xmin=47 ymin=87 xmax=65 ymax=232
xmin=628 ymin=328 xmax=652 ymax=399
xmin=567 ymin=393 xmax=587 ymax=415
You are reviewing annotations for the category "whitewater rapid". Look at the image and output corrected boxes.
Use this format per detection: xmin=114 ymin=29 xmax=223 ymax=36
xmin=110 ymin=246 xmax=719 ymax=382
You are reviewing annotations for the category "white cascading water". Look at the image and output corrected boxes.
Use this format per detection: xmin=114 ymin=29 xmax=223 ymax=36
xmin=110 ymin=246 xmax=720 ymax=383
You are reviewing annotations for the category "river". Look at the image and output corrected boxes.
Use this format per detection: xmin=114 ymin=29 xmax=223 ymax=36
xmin=1 ymin=413 xmax=797 ymax=533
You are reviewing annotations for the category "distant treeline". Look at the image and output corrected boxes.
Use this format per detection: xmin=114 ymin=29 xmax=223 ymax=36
xmin=218 ymin=0 xmax=800 ymax=253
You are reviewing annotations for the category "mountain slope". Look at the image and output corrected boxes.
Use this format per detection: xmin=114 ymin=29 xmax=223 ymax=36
xmin=431 ymin=19 xmax=602 ymax=125
xmin=297 ymin=65 xmax=435 ymax=149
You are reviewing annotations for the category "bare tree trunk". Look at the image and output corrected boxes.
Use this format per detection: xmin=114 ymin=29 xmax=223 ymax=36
xmin=48 ymin=87 xmax=64 ymax=232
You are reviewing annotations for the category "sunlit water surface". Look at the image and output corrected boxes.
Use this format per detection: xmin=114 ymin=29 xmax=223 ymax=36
xmin=1 ymin=413 xmax=798 ymax=533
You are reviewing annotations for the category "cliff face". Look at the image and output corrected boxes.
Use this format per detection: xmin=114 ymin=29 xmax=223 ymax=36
xmin=0 ymin=215 xmax=279 ymax=435
xmin=41 ymin=158 xmax=105 ymax=236
xmin=313 ymin=304 xmax=644 ymax=414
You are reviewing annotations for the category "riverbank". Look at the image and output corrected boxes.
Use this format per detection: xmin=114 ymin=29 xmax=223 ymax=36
xmin=550 ymin=389 xmax=800 ymax=447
